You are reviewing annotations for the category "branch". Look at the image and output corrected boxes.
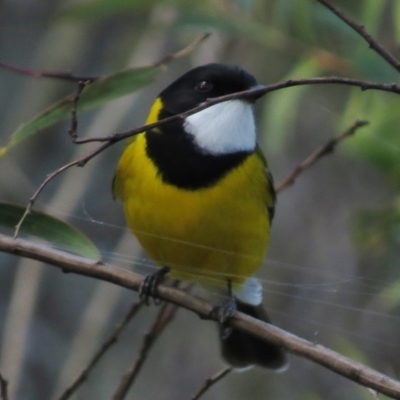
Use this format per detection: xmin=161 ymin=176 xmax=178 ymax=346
xmin=0 ymin=61 xmax=98 ymax=83
xmin=76 ymin=77 xmax=400 ymax=145
xmin=191 ymin=367 xmax=232 ymax=400
xmin=15 ymin=76 xmax=389 ymax=237
xmin=12 ymin=33 xmax=212 ymax=237
xmin=1 ymin=233 xmax=400 ymax=399
xmin=68 ymin=81 xmax=90 ymax=140
xmin=153 ymin=33 xmax=211 ymax=67
xmin=57 ymin=300 xmax=145 ymax=400
xmin=0 ymin=33 xmax=212 ymax=83
xmin=276 ymin=120 xmax=369 ymax=193
xmin=317 ymin=0 xmax=400 ymax=73
xmin=0 ymin=374 xmax=8 ymax=400
xmin=13 ymin=140 xmax=112 ymax=238
xmin=111 ymin=297 xmax=180 ymax=400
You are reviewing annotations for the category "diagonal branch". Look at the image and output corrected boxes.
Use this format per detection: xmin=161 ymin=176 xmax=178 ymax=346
xmin=0 ymin=61 xmax=99 ymax=83
xmin=75 ymin=77 xmax=400 ymax=145
xmin=1 ymin=233 xmax=400 ymax=399
xmin=57 ymin=300 xmax=145 ymax=400
xmin=111 ymin=298 xmax=180 ymax=400
xmin=191 ymin=367 xmax=232 ymax=400
xmin=14 ymin=76 xmax=392 ymax=237
xmin=0 ymin=33 xmax=211 ymax=84
xmin=12 ymin=33 xmax=211 ymax=238
xmin=154 ymin=33 xmax=211 ymax=67
xmin=276 ymin=120 xmax=369 ymax=193
xmin=13 ymin=140 xmax=112 ymax=238
xmin=317 ymin=0 xmax=400 ymax=73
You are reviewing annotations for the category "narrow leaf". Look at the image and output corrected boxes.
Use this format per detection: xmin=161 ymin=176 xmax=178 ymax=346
xmin=0 ymin=202 xmax=100 ymax=260
xmin=0 ymin=65 xmax=163 ymax=155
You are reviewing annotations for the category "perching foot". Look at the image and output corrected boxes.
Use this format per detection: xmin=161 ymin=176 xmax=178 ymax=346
xmin=139 ymin=266 xmax=170 ymax=305
xmin=210 ymin=296 xmax=237 ymax=339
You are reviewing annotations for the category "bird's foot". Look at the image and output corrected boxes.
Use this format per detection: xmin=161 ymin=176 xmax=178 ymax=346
xmin=210 ymin=296 xmax=237 ymax=339
xmin=139 ymin=267 xmax=170 ymax=305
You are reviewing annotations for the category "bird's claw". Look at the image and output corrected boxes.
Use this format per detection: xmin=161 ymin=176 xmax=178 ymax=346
xmin=210 ymin=296 xmax=237 ymax=339
xmin=139 ymin=267 xmax=170 ymax=305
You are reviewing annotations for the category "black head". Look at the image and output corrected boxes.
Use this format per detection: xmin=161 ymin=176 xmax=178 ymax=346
xmin=159 ymin=63 xmax=258 ymax=116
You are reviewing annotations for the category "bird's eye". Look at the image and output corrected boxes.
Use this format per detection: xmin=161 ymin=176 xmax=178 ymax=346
xmin=195 ymin=80 xmax=213 ymax=92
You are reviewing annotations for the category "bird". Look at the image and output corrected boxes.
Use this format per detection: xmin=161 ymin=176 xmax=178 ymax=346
xmin=113 ymin=63 xmax=288 ymax=370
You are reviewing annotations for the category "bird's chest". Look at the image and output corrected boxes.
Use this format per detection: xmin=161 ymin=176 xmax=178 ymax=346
xmin=115 ymin=134 xmax=269 ymax=282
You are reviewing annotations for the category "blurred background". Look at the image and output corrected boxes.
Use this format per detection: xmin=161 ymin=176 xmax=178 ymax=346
xmin=1 ymin=0 xmax=400 ymax=399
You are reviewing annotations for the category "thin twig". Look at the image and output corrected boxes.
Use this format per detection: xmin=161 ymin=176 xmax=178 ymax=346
xmin=0 ymin=33 xmax=211 ymax=84
xmin=12 ymin=33 xmax=212 ymax=237
xmin=57 ymin=299 xmax=145 ymax=400
xmin=68 ymin=81 xmax=90 ymax=140
xmin=13 ymin=77 xmax=400 ymax=237
xmin=191 ymin=367 xmax=232 ymax=400
xmin=0 ymin=374 xmax=8 ymax=400
xmin=0 ymin=61 xmax=98 ymax=82
xmin=75 ymin=77 xmax=400 ymax=145
xmin=154 ymin=32 xmax=211 ymax=67
xmin=1 ymin=234 xmax=400 ymax=399
xmin=13 ymin=140 xmax=112 ymax=238
xmin=317 ymin=0 xmax=400 ymax=73
xmin=111 ymin=283 xmax=181 ymax=400
xmin=276 ymin=120 xmax=369 ymax=193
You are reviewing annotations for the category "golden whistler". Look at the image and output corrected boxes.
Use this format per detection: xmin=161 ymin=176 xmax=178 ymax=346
xmin=113 ymin=64 xmax=287 ymax=370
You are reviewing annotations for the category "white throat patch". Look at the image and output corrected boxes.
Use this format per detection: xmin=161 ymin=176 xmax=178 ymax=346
xmin=184 ymin=100 xmax=256 ymax=155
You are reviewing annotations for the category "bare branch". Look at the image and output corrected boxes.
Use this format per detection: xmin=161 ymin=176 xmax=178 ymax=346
xmin=317 ymin=0 xmax=400 ymax=73
xmin=76 ymin=77 xmax=400 ymax=145
xmin=57 ymin=300 xmax=145 ymax=400
xmin=111 ymin=295 xmax=180 ymax=400
xmin=13 ymin=140 xmax=112 ymax=238
xmin=276 ymin=120 xmax=369 ymax=193
xmin=0 ymin=374 xmax=8 ymax=400
xmin=12 ymin=33 xmax=212 ymax=237
xmin=1 ymin=233 xmax=400 ymax=399
xmin=191 ymin=367 xmax=232 ymax=400
xmin=0 ymin=32 xmax=211 ymax=83
xmin=68 ymin=81 xmax=90 ymax=140
xmin=153 ymin=32 xmax=211 ymax=67
xmin=0 ymin=61 xmax=98 ymax=82
xmin=14 ymin=77 xmax=399 ymax=238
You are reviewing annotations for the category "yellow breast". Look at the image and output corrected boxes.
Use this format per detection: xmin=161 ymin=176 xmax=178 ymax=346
xmin=113 ymin=133 xmax=271 ymax=289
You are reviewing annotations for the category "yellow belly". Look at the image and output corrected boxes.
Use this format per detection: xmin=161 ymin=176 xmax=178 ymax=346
xmin=114 ymin=134 xmax=271 ymax=289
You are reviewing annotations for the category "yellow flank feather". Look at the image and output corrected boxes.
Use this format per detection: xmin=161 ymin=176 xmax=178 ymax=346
xmin=113 ymin=98 xmax=272 ymax=290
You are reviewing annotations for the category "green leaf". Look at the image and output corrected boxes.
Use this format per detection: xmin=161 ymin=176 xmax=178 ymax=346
xmin=0 ymin=202 xmax=100 ymax=260
xmin=0 ymin=65 xmax=163 ymax=156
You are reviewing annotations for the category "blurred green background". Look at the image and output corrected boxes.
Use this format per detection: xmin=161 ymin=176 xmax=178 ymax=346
xmin=1 ymin=0 xmax=400 ymax=399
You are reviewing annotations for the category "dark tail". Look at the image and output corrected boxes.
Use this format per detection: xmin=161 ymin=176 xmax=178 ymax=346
xmin=220 ymin=300 xmax=288 ymax=370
